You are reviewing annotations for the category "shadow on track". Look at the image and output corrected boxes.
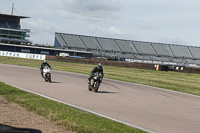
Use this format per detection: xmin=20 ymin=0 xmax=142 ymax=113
xmin=50 ymin=81 xmax=62 ymax=83
xmin=96 ymin=91 xmax=118 ymax=94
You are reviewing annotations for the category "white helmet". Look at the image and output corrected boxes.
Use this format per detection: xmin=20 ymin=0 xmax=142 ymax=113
xmin=98 ymin=63 xmax=102 ymax=68
xmin=43 ymin=60 xmax=47 ymax=63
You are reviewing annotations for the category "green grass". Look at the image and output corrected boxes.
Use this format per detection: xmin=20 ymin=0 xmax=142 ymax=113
xmin=0 ymin=82 xmax=145 ymax=133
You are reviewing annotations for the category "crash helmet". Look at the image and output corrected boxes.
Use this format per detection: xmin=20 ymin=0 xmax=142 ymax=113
xmin=43 ymin=60 xmax=47 ymax=63
xmin=98 ymin=63 xmax=102 ymax=68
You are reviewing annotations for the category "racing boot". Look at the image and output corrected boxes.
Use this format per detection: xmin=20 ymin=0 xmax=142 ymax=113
xmin=88 ymin=80 xmax=91 ymax=85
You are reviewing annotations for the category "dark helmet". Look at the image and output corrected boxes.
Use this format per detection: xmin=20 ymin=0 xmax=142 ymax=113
xmin=43 ymin=60 xmax=47 ymax=63
xmin=98 ymin=63 xmax=102 ymax=68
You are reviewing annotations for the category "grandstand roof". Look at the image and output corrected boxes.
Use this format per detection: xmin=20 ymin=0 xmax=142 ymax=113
xmin=0 ymin=43 xmax=92 ymax=54
xmin=0 ymin=13 xmax=30 ymax=19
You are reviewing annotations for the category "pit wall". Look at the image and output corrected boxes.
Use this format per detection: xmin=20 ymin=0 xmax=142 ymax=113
xmin=46 ymin=55 xmax=200 ymax=74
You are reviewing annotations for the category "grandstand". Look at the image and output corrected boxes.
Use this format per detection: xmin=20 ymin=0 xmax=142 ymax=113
xmin=54 ymin=32 xmax=200 ymax=66
xmin=0 ymin=13 xmax=31 ymax=44
xmin=0 ymin=13 xmax=92 ymax=58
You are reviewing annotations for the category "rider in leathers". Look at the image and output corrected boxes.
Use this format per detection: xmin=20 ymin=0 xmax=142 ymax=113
xmin=40 ymin=60 xmax=51 ymax=78
xmin=88 ymin=63 xmax=104 ymax=85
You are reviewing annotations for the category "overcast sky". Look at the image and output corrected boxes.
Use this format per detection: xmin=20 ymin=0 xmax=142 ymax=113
xmin=1 ymin=0 xmax=200 ymax=47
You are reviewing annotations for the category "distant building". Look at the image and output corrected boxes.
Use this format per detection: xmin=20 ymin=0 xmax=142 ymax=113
xmin=0 ymin=7 xmax=92 ymax=58
xmin=0 ymin=13 xmax=31 ymax=44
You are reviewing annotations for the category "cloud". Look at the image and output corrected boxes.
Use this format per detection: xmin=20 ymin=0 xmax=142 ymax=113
xmin=45 ymin=0 xmax=123 ymax=21
xmin=21 ymin=19 xmax=61 ymax=32
xmin=21 ymin=19 xmax=61 ymax=45
xmin=90 ymin=26 xmax=125 ymax=38
xmin=107 ymin=26 xmax=125 ymax=36
xmin=158 ymin=36 xmax=187 ymax=45
xmin=138 ymin=24 xmax=160 ymax=31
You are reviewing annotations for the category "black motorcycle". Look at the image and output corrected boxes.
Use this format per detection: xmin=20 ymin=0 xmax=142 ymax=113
xmin=88 ymin=72 xmax=102 ymax=92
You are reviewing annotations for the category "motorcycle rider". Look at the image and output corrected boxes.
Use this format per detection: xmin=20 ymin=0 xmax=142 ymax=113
xmin=40 ymin=60 xmax=51 ymax=78
xmin=88 ymin=63 xmax=104 ymax=85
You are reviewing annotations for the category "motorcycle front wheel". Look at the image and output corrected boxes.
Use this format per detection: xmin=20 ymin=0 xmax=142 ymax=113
xmin=94 ymin=82 xmax=99 ymax=92
xmin=88 ymin=84 xmax=92 ymax=91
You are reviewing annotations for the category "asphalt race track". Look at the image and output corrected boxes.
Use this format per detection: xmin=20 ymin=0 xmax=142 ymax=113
xmin=0 ymin=63 xmax=200 ymax=133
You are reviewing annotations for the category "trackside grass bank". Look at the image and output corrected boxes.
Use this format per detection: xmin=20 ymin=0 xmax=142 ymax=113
xmin=0 ymin=82 xmax=145 ymax=133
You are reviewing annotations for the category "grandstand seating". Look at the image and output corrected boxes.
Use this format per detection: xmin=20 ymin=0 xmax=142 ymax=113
xmin=54 ymin=33 xmax=200 ymax=66
xmin=151 ymin=43 xmax=173 ymax=57
xmin=122 ymin=53 xmax=135 ymax=59
xmin=134 ymin=54 xmax=152 ymax=60
xmin=133 ymin=42 xmax=156 ymax=55
xmin=161 ymin=56 xmax=172 ymax=62
xmin=91 ymin=50 xmax=102 ymax=57
xmin=187 ymin=47 xmax=200 ymax=59
xmin=172 ymin=58 xmax=187 ymax=63
xmin=115 ymin=39 xmax=137 ymax=53
xmin=149 ymin=56 xmax=167 ymax=62
xmin=80 ymin=36 xmax=102 ymax=50
xmin=194 ymin=60 xmax=200 ymax=65
xmin=185 ymin=59 xmax=196 ymax=64
xmin=96 ymin=37 xmax=121 ymax=52
xmin=169 ymin=45 xmax=193 ymax=58
xmin=61 ymin=34 xmax=78 ymax=48
xmin=55 ymin=33 xmax=66 ymax=48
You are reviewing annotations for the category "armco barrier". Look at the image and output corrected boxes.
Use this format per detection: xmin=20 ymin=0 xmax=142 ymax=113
xmin=46 ymin=55 xmax=200 ymax=74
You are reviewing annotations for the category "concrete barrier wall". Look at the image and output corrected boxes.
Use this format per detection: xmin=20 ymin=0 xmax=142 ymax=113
xmin=46 ymin=55 xmax=200 ymax=74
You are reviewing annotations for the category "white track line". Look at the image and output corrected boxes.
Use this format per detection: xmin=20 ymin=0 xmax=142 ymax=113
xmin=3 ymin=82 xmax=154 ymax=133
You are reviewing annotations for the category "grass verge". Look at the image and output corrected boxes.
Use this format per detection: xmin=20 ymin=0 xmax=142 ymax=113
xmin=0 ymin=82 xmax=145 ymax=133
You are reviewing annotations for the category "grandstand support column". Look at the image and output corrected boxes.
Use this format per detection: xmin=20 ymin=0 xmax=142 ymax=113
xmin=188 ymin=47 xmax=195 ymax=59
xmin=131 ymin=42 xmax=139 ymax=53
xmin=185 ymin=57 xmax=189 ymax=65
xmin=114 ymin=39 xmax=123 ymax=52
xmin=132 ymin=53 xmax=136 ymax=59
xmin=169 ymin=45 xmax=175 ymax=57
xmin=95 ymin=38 xmax=104 ymax=50
xmin=148 ymin=54 xmax=153 ymax=61
xmin=79 ymin=36 xmax=88 ymax=49
xmin=151 ymin=43 xmax=158 ymax=55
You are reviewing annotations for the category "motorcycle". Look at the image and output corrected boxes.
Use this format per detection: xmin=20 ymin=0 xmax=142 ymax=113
xmin=42 ymin=66 xmax=52 ymax=82
xmin=88 ymin=72 xmax=102 ymax=92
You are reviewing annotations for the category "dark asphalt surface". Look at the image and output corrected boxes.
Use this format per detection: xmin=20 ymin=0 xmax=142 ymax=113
xmin=0 ymin=63 xmax=200 ymax=133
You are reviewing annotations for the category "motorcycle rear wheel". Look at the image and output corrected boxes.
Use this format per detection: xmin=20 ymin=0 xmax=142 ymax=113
xmin=48 ymin=75 xmax=51 ymax=82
